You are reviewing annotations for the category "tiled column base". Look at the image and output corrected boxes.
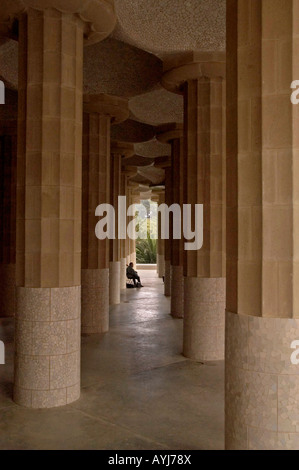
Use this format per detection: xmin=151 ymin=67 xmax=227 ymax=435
xmin=0 ymin=264 xmax=16 ymax=317
xmin=120 ymin=258 xmax=127 ymax=290
xmin=157 ymin=254 xmax=165 ymax=279
xmin=171 ymin=265 xmax=184 ymax=318
xmin=226 ymin=312 xmax=299 ymax=450
xmin=183 ymin=277 xmax=225 ymax=361
xmin=109 ymin=261 xmax=120 ymax=305
xmin=14 ymin=286 xmax=81 ymax=408
xmin=81 ymin=269 xmax=109 ymax=334
xmin=164 ymin=260 xmax=171 ymax=297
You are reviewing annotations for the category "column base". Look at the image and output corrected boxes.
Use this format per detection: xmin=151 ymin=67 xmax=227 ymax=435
xmin=109 ymin=261 xmax=120 ymax=305
xmin=81 ymin=269 xmax=109 ymax=334
xmin=226 ymin=311 xmax=299 ymax=450
xmin=120 ymin=258 xmax=127 ymax=290
xmin=0 ymin=264 xmax=16 ymax=317
xmin=14 ymin=286 xmax=81 ymax=409
xmin=170 ymin=265 xmax=184 ymax=318
xmin=183 ymin=277 xmax=225 ymax=361
xmin=164 ymin=260 xmax=171 ymax=297
xmin=157 ymin=254 xmax=165 ymax=279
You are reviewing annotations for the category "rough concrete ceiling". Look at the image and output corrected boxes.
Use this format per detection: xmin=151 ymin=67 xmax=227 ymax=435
xmin=0 ymin=40 xmax=18 ymax=89
xmin=0 ymin=2 xmax=226 ymax=137
xmin=134 ymin=138 xmax=171 ymax=158
xmin=0 ymin=36 xmax=163 ymax=98
xmin=129 ymin=88 xmax=183 ymax=126
xmin=113 ymin=0 xmax=226 ymax=56
xmin=84 ymin=37 xmax=162 ymax=97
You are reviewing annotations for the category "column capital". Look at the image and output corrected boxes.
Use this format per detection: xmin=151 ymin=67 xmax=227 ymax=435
xmin=84 ymin=94 xmax=129 ymax=124
xmin=0 ymin=0 xmax=116 ymax=45
xmin=122 ymin=166 xmax=138 ymax=178
xmin=111 ymin=141 xmax=135 ymax=158
xmin=154 ymin=155 xmax=171 ymax=169
xmin=156 ymin=123 xmax=184 ymax=144
xmin=162 ymin=51 xmax=226 ymax=94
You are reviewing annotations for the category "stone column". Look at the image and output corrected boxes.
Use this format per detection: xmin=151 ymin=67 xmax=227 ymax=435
xmin=110 ymin=142 xmax=134 ymax=304
xmin=0 ymin=92 xmax=17 ymax=317
xmin=1 ymin=1 xmax=116 ymax=409
xmin=225 ymin=0 xmax=299 ymax=450
xmin=156 ymin=192 xmax=165 ymax=279
xmin=164 ymin=167 xmax=172 ymax=297
xmin=157 ymin=124 xmax=184 ymax=317
xmin=127 ymin=183 xmax=137 ymax=267
xmin=82 ymin=95 xmax=128 ymax=333
xmin=163 ymin=52 xmax=226 ymax=360
xmin=120 ymin=173 xmax=128 ymax=290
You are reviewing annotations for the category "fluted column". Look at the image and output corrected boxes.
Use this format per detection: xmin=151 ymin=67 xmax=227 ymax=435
xmin=2 ymin=1 xmax=116 ymax=409
xmin=157 ymin=192 xmax=165 ymax=279
xmin=225 ymin=0 xmax=299 ymax=450
xmin=157 ymin=124 xmax=184 ymax=317
xmin=110 ymin=142 xmax=134 ymax=303
xmin=164 ymin=167 xmax=172 ymax=297
xmin=82 ymin=95 xmax=128 ymax=333
xmin=120 ymin=173 xmax=127 ymax=290
xmin=163 ymin=52 xmax=226 ymax=360
xmin=127 ymin=184 xmax=137 ymax=267
xmin=0 ymin=93 xmax=17 ymax=317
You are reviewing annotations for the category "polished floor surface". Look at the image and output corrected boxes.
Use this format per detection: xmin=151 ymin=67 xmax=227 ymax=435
xmin=0 ymin=271 xmax=224 ymax=450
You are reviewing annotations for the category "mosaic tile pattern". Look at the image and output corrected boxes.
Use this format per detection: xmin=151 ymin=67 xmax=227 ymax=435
xmin=81 ymin=269 xmax=109 ymax=334
xmin=226 ymin=311 xmax=299 ymax=449
xmin=120 ymin=258 xmax=127 ymax=290
xmin=183 ymin=277 xmax=225 ymax=361
xmin=14 ymin=286 xmax=81 ymax=408
xmin=109 ymin=261 xmax=120 ymax=305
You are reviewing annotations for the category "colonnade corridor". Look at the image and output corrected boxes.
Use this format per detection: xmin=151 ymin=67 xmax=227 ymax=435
xmin=0 ymin=270 xmax=224 ymax=450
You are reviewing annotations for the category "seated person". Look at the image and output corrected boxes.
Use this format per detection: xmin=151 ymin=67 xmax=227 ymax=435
xmin=126 ymin=262 xmax=143 ymax=288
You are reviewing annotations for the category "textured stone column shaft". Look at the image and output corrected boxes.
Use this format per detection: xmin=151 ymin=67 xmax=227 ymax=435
xmin=120 ymin=173 xmax=127 ymax=289
xmin=0 ymin=113 xmax=17 ymax=317
xmin=127 ymin=187 xmax=136 ymax=267
xmin=157 ymin=192 xmax=165 ymax=278
xmin=171 ymin=136 xmax=184 ymax=318
xmin=183 ymin=75 xmax=225 ymax=361
xmin=164 ymin=167 xmax=172 ymax=297
xmin=81 ymin=112 xmax=110 ymax=334
xmin=225 ymin=0 xmax=299 ymax=450
xmin=14 ymin=8 xmax=83 ymax=408
xmin=109 ymin=151 xmax=121 ymax=304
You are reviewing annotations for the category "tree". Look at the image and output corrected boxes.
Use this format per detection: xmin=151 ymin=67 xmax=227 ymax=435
xmin=136 ymin=233 xmax=157 ymax=264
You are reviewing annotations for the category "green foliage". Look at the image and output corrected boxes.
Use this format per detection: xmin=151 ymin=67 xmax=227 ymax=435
xmin=136 ymin=233 xmax=157 ymax=264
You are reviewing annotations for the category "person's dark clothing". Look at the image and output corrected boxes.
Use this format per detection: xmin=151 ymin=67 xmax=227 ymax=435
xmin=126 ymin=265 xmax=141 ymax=286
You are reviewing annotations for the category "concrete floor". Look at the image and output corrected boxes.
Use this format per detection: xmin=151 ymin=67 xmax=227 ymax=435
xmin=0 ymin=271 xmax=224 ymax=450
